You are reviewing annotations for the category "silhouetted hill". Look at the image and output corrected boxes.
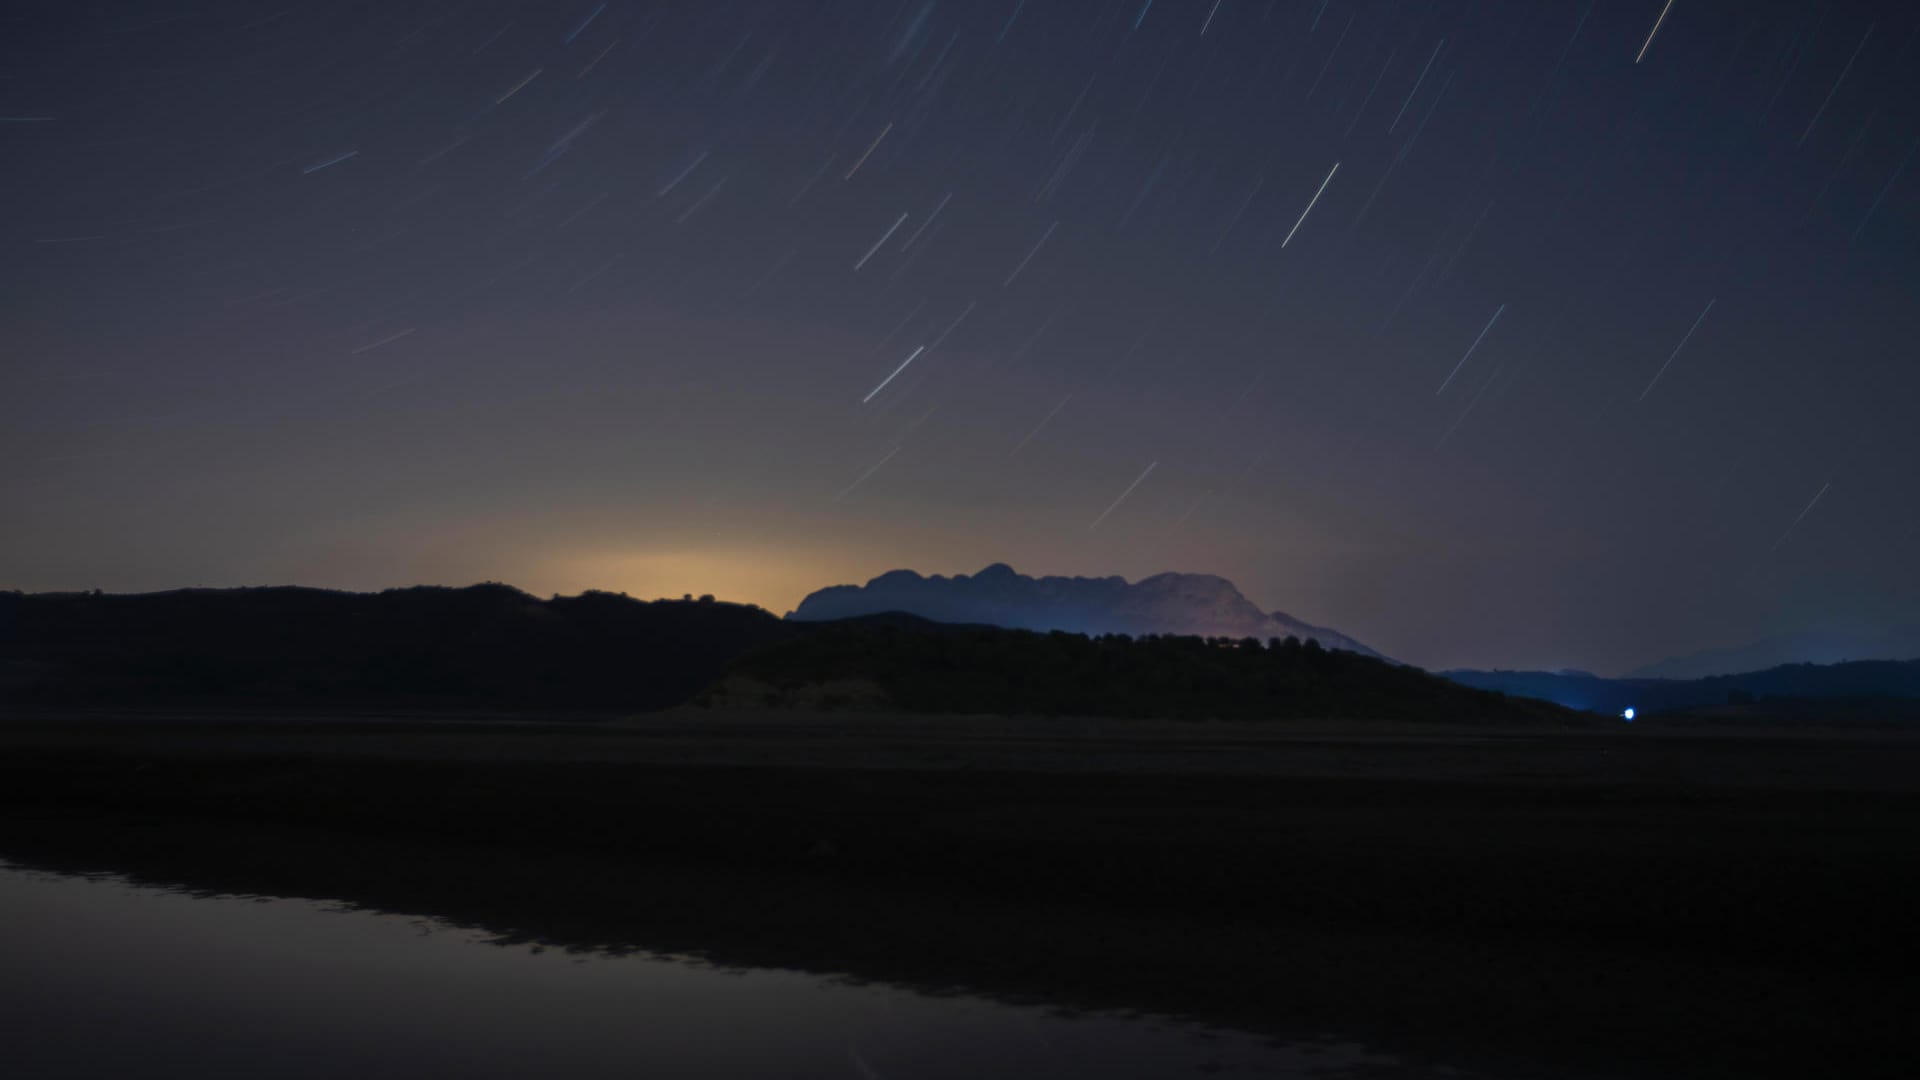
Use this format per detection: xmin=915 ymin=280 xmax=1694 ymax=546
xmin=789 ymin=563 xmax=1388 ymax=660
xmin=1631 ymin=695 xmax=1920 ymax=729
xmin=1627 ymin=626 xmax=1920 ymax=680
xmin=703 ymin=619 xmax=1576 ymax=723
xmin=1444 ymin=660 xmax=1920 ymax=721
xmin=0 ymin=585 xmax=797 ymax=711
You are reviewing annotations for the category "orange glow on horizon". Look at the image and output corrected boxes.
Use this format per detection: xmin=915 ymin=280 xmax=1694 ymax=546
xmin=535 ymin=546 xmax=884 ymax=615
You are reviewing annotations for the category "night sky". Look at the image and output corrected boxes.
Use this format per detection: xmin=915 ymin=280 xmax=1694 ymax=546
xmin=4 ymin=0 xmax=1917 ymax=674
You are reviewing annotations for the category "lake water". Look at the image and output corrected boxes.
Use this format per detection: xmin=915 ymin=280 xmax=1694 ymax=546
xmin=0 ymin=861 xmax=1448 ymax=1079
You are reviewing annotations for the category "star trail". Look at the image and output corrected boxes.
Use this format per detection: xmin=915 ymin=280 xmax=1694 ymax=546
xmin=3 ymin=0 xmax=1917 ymax=673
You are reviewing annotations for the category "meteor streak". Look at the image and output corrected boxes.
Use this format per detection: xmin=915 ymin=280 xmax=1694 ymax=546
xmin=1770 ymin=482 xmax=1831 ymax=552
xmin=855 ymin=213 xmax=909 ymax=269
xmin=834 ymin=446 xmax=901 ymax=502
xmin=1635 ymin=0 xmax=1675 ymax=64
xmin=1437 ymin=304 xmax=1506 ymax=394
xmin=1090 ymin=461 xmax=1158 ymax=529
xmin=1004 ymin=221 xmax=1058 ymax=286
xmin=1282 ymin=162 xmax=1340 ymax=248
xmin=1638 ymin=298 xmax=1715 ymax=401
xmin=844 ymin=123 xmax=893 ymax=180
xmin=863 ymin=345 xmax=925 ymax=402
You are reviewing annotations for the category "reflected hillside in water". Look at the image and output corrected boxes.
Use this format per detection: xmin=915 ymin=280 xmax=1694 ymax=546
xmin=3 ymin=863 xmax=1429 ymax=1080
xmin=5 ymin=715 xmax=1920 ymax=1080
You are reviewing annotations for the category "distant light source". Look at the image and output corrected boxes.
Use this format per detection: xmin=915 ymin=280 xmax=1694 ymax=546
xmin=1622 ymin=707 xmax=1636 ymax=722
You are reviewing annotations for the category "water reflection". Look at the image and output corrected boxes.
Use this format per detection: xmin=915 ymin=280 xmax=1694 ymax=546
xmin=0 ymin=863 xmax=1439 ymax=1079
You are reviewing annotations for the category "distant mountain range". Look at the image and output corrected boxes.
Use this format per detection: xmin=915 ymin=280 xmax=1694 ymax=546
xmin=789 ymin=564 xmax=1388 ymax=660
xmin=0 ymin=583 xmax=1565 ymax=724
xmin=7 ymin=573 xmax=1915 ymax=724
xmin=1442 ymin=661 xmax=1920 ymax=717
xmin=787 ymin=565 xmax=1920 ymax=720
xmin=1627 ymin=626 xmax=1920 ymax=680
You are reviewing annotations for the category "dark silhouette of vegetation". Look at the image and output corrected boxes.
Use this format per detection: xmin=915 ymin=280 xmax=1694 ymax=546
xmin=705 ymin=618 xmax=1579 ymax=723
xmin=2 ymin=587 xmax=1579 ymax=722
xmin=12 ymin=583 xmax=1900 ymax=726
xmin=0 ymin=585 xmax=797 ymax=711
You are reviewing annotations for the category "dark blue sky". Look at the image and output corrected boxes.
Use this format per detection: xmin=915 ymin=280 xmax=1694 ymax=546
xmin=4 ymin=0 xmax=1917 ymax=673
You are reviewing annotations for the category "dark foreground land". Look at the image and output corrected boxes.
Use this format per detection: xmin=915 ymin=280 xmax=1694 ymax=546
xmin=3 ymin=710 xmax=1918 ymax=1080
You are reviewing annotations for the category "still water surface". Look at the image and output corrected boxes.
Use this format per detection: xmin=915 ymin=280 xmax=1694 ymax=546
xmin=1 ymin=862 xmax=1445 ymax=1079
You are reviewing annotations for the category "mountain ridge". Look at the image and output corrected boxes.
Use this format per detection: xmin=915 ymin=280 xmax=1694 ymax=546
xmin=787 ymin=563 xmax=1388 ymax=661
xmin=1443 ymin=659 xmax=1920 ymax=717
xmin=1627 ymin=625 xmax=1920 ymax=680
